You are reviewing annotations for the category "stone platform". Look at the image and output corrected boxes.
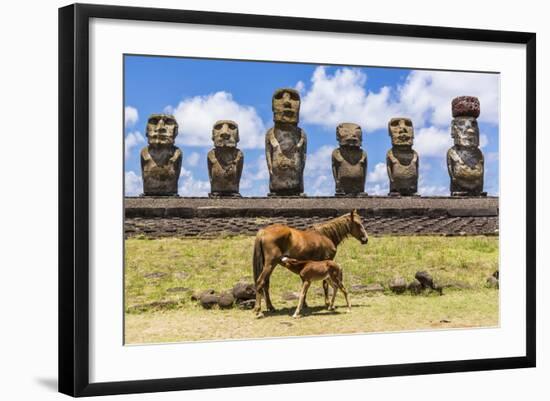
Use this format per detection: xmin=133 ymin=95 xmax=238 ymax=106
xmin=125 ymin=196 xmax=499 ymax=238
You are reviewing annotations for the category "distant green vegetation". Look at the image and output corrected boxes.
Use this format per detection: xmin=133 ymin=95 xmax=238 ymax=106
xmin=124 ymin=235 xmax=499 ymax=343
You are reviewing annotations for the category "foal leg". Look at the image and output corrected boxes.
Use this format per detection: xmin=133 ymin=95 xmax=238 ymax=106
xmin=333 ymin=268 xmax=352 ymax=312
xmin=293 ymin=280 xmax=311 ymax=318
xmin=328 ymin=281 xmax=338 ymax=311
xmin=338 ymin=282 xmax=352 ymax=312
xmin=322 ymin=279 xmax=330 ymax=308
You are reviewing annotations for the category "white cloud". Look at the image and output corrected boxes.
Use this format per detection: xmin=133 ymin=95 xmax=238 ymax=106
xmin=239 ymin=155 xmax=269 ymax=196
xmin=125 ymin=131 xmax=145 ymax=160
xmin=125 ymin=171 xmax=142 ymax=196
xmin=480 ymin=133 xmax=489 ymax=148
xmin=308 ymin=174 xmax=332 ymax=196
xmin=304 ymin=145 xmax=333 ymax=177
xmin=366 ymin=183 xmax=388 ymax=196
xmin=297 ymin=67 xmax=499 ymax=135
xmin=300 ymin=67 xmax=398 ymax=132
xmin=414 ymin=126 xmax=452 ymax=158
xmin=418 ymin=185 xmax=448 ymax=196
xmin=367 ymin=162 xmax=387 ymax=183
xmin=167 ymin=91 xmax=266 ymax=149
xmin=125 ymin=106 xmax=139 ymax=127
xmin=396 ymin=70 xmax=499 ymax=127
xmin=178 ymin=167 xmax=209 ymax=196
xmin=185 ymin=152 xmax=201 ymax=167
xmin=242 ymin=155 xmax=269 ymax=182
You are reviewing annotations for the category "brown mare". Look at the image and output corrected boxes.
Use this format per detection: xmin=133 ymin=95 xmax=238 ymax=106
xmin=279 ymin=257 xmax=351 ymax=318
xmin=252 ymin=210 xmax=368 ymax=317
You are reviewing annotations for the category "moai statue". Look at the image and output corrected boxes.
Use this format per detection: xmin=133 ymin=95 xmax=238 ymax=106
xmin=447 ymin=96 xmax=486 ymax=196
xmin=140 ymin=114 xmax=182 ymax=196
xmin=265 ymin=88 xmax=307 ymax=196
xmin=386 ymin=117 xmax=419 ymax=196
xmin=332 ymin=123 xmax=368 ymax=196
xmin=207 ymin=120 xmax=244 ymax=198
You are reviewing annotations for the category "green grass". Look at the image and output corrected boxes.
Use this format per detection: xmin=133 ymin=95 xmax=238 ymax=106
xmin=124 ymin=235 xmax=499 ymax=343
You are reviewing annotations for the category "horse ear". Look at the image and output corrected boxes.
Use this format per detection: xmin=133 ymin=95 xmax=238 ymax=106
xmin=350 ymin=209 xmax=355 ymax=218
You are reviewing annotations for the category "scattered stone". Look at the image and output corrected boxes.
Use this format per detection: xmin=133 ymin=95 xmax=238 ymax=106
xmin=389 ymin=277 xmax=407 ymax=294
xmin=415 ymin=271 xmax=435 ymax=289
xmin=282 ymin=291 xmax=301 ymax=301
xmin=218 ymin=292 xmax=235 ymax=309
xmin=166 ymin=287 xmax=190 ymax=293
xmin=440 ymin=280 xmax=473 ymax=290
xmin=486 ymin=276 xmax=499 ymax=289
xmin=440 ymin=319 xmax=451 ymax=323
xmin=173 ymin=271 xmax=189 ymax=280
xmin=144 ymin=272 xmax=167 ymax=279
xmin=200 ymin=293 xmax=220 ymax=309
xmin=407 ymin=280 xmax=423 ymax=295
xmin=367 ymin=283 xmax=385 ymax=293
xmin=351 ymin=283 xmax=384 ymax=294
xmin=192 ymin=289 xmax=216 ymax=301
xmin=236 ymin=299 xmax=256 ymax=310
xmin=232 ymin=282 xmax=256 ymax=300
xmin=127 ymin=300 xmax=178 ymax=313
xmin=493 ymin=270 xmax=499 ymax=280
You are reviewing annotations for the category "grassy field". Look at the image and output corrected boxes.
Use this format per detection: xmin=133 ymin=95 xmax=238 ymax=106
xmin=125 ymin=235 xmax=499 ymax=344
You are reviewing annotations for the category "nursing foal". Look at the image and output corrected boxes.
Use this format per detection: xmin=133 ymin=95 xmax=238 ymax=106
xmin=280 ymin=256 xmax=351 ymax=318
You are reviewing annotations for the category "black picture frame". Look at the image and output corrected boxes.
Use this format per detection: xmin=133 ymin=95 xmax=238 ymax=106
xmin=58 ymin=3 xmax=536 ymax=397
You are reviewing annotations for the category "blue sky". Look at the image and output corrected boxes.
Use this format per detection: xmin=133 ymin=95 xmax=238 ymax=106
xmin=124 ymin=55 xmax=499 ymax=196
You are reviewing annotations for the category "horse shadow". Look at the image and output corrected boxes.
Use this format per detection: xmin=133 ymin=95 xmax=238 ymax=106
xmin=264 ymin=304 xmax=358 ymax=318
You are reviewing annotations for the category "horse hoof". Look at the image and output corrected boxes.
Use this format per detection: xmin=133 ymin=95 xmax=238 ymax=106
xmin=292 ymin=314 xmax=301 ymax=319
xmin=255 ymin=312 xmax=265 ymax=319
xmin=328 ymin=306 xmax=335 ymax=311
xmin=267 ymin=306 xmax=276 ymax=312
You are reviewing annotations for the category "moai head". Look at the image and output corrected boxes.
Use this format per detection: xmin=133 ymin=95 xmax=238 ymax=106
xmin=388 ymin=117 xmax=414 ymax=147
xmin=272 ymin=88 xmax=300 ymax=124
xmin=146 ymin=114 xmax=178 ymax=147
xmin=212 ymin=120 xmax=239 ymax=148
xmin=336 ymin=123 xmax=363 ymax=148
xmin=451 ymin=96 xmax=480 ymax=148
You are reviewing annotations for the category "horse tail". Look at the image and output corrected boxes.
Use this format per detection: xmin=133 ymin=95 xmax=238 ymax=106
xmin=253 ymin=231 xmax=265 ymax=286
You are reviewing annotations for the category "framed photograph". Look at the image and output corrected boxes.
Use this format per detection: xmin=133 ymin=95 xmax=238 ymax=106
xmin=59 ymin=3 xmax=536 ymax=397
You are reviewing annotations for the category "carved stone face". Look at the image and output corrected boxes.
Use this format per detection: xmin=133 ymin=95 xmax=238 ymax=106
xmin=212 ymin=120 xmax=239 ymax=148
xmin=272 ymin=88 xmax=300 ymax=124
xmin=451 ymin=117 xmax=479 ymax=147
xmin=146 ymin=114 xmax=178 ymax=146
xmin=388 ymin=118 xmax=414 ymax=146
xmin=336 ymin=123 xmax=362 ymax=147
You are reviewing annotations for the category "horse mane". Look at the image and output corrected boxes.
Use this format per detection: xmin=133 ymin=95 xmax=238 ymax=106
xmin=312 ymin=213 xmax=351 ymax=245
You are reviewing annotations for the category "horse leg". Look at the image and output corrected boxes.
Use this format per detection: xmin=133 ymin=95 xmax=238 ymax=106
xmin=253 ymin=267 xmax=274 ymax=317
xmin=264 ymin=276 xmax=276 ymax=312
xmin=254 ymin=259 xmax=277 ymax=315
xmin=322 ymin=279 xmax=330 ymax=308
xmin=293 ymin=280 xmax=311 ymax=318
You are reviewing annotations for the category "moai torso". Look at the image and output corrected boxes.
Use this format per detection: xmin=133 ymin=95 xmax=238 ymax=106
xmin=265 ymin=88 xmax=307 ymax=196
xmin=386 ymin=118 xmax=418 ymax=196
xmin=447 ymin=96 xmax=485 ymax=196
xmin=140 ymin=114 xmax=182 ymax=196
xmin=332 ymin=123 xmax=367 ymax=196
xmin=207 ymin=120 xmax=243 ymax=197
